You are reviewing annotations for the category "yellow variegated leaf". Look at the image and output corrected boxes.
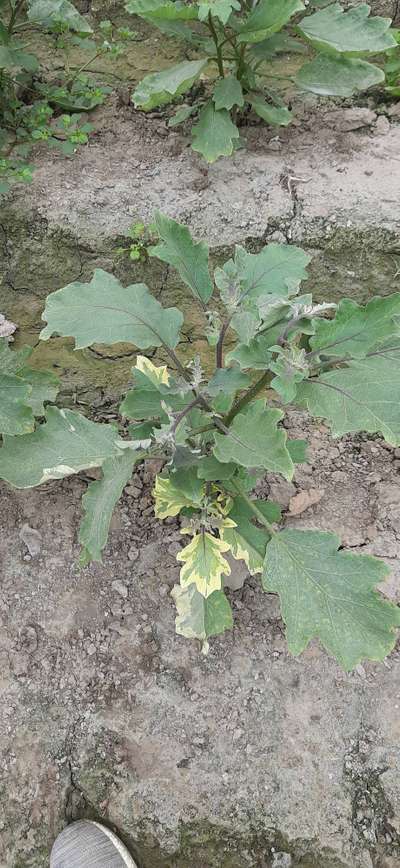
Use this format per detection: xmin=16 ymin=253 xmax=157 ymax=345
xmin=177 ymin=531 xmax=231 ymax=597
xmin=154 ymin=475 xmax=202 ymax=519
xmin=135 ymin=355 xmax=170 ymax=387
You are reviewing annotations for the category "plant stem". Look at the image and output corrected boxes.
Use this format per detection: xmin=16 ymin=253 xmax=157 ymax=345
xmin=7 ymin=0 xmax=24 ymax=34
xmin=66 ymin=50 xmax=102 ymax=88
xmin=230 ymin=479 xmax=276 ymax=535
xmin=170 ymin=395 xmax=203 ymax=433
xmin=207 ymin=12 xmax=224 ymax=77
xmin=223 ymin=370 xmax=270 ymax=426
xmin=216 ymin=317 xmax=231 ymax=368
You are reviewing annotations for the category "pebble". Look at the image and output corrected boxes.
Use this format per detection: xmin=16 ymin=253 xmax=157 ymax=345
xmin=127 ymin=546 xmax=139 ymax=562
xmin=19 ymin=524 xmax=42 ymax=557
xmin=112 ymin=580 xmax=128 ymax=599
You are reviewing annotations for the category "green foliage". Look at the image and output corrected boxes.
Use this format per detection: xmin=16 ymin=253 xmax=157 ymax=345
xmin=0 ymin=2 xmax=135 ymax=192
xmin=384 ymin=28 xmax=400 ymax=96
xmin=128 ymin=0 xmax=396 ymax=162
xmin=1 ymin=213 xmax=400 ymax=669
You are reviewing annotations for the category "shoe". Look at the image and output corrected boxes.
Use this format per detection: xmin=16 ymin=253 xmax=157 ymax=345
xmin=50 ymin=819 xmax=138 ymax=867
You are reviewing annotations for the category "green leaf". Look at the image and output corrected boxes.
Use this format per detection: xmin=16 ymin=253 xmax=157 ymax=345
xmin=287 ymin=438 xmax=308 ymax=464
xmin=249 ymin=96 xmax=292 ymax=126
xmin=297 ymin=351 xmax=400 ymax=445
xmin=197 ymin=455 xmax=236 ymax=481
xmin=150 ymin=211 xmax=213 ymax=304
xmin=79 ymin=451 xmax=138 ymax=564
xmin=154 ymin=471 xmax=204 ymax=518
xmin=192 ymin=102 xmax=240 ymax=163
xmin=207 ymin=366 xmax=251 ymax=396
xmin=221 ymin=496 xmax=281 ymax=574
xmin=269 ymin=346 xmax=309 ymax=402
xmin=0 ymin=43 xmax=39 ymax=71
xmin=28 ymin=0 xmax=93 ymax=32
xmin=297 ymin=3 xmax=396 ymax=55
xmin=120 ymin=384 xmax=186 ymax=421
xmin=171 ymin=584 xmax=233 ymax=643
xmin=170 ymin=466 xmax=205 ymax=503
xmin=213 ymin=400 xmax=294 ymax=479
xmin=296 ymin=54 xmax=384 ymax=96
xmin=177 ymin=531 xmax=231 ymax=597
xmin=0 ymin=407 xmax=123 ymax=488
xmin=128 ymin=420 xmax=157 ymax=440
xmin=230 ymin=310 xmax=260 ymax=344
xmin=227 ymin=243 xmax=310 ymax=306
xmin=226 ymin=332 xmax=275 ymax=369
xmin=132 ymin=59 xmax=207 ymax=110
xmin=125 ymin=0 xmax=198 ymax=22
xmin=250 ymin=33 xmax=308 ymax=60
xmin=262 ymin=529 xmax=400 ymax=670
xmin=0 ymin=338 xmax=32 ymax=374
xmin=20 ymin=368 xmax=60 ymax=416
xmin=168 ymin=104 xmax=196 ymax=127
xmin=0 ymin=374 xmax=34 ymax=436
xmin=310 ymin=295 xmax=400 ymax=359
xmin=40 ymin=269 xmax=183 ymax=350
xmin=237 ymin=0 xmax=305 ymax=44
xmin=213 ymin=76 xmax=244 ymax=111
xmin=198 ymin=0 xmax=240 ymax=25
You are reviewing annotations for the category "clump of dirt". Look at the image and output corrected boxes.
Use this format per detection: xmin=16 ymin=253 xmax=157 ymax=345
xmin=0 ymin=411 xmax=399 ymax=868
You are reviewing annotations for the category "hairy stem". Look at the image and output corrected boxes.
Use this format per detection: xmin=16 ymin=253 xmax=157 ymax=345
xmin=224 ymin=370 xmax=270 ymax=426
xmin=207 ymin=12 xmax=224 ymax=77
xmin=216 ymin=318 xmax=231 ymax=368
xmin=230 ymin=479 xmax=276 ymax=536
xmin=170 ymin=395 xmax=203 ymax=433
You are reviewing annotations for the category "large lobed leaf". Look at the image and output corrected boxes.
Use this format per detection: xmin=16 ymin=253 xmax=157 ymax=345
xmin=296 ymin=54 xmax=384 ymax=96
xmin=298 ymin=3 xmax=396 ymax=55
xmin=263 ymin=529 xmax=400 ymax=670
xmin=192 ymin=102 xmax=240 ymax=163
xmin=0 ymin=407 xmax=123 ymax=488
xmin=28 ymin=0 xmax=93 ymax=32
xmin=310 ymin=295 xmax=400 ymax=359
xmin=132 ymin=59 xmax=207 ymax=110
xmin=297 ymin=351 xmax=400 ymax=446
xmin=198 ymin=0 xmax=240 ymax=25
xmin=213 ymin=400 xmax=294 ymax=480
xmin=238 ymin=0 xmax=305 ymax=44
xmin=0 ymin=338 xmax=59 ymax=436
xmin=79 ymin=451 xmax=139 ymax=564
xmin=150 ymin=212 xmax=213 ymax=304
xmin=40 ymin=269 xmax=183 ymax=350
xmin=177 ymin=531 xmax=231 ymax=597
xmin=0 ymin=375 xmax=34 ymax=436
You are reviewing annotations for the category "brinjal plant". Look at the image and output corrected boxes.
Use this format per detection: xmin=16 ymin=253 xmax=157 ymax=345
xmin=1 ymin=212 xmax=400 ymax=669
xmin=0 ymin=0 xmax=135 ymax=192
xmin=127 ymin=0 xmax=397 ymax=161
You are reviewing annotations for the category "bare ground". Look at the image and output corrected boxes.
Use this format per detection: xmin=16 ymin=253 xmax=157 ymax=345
xmin=1 ymin=411 xmax=400 ymax=868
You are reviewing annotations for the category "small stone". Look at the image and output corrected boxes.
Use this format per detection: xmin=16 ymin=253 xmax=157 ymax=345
xmin=19 ymin=523 xmax=42 ymax=557
xmin=272 ymin=853 xmax=292 ymax=868
xmin=112 ymin=580 xmax=128 ymax=599
xmin=374 ymin=115 xmax=390 ymax=136
xmin=289 ymin=488 xmax=323 ymax=516
xmin=86 ymin=643 xmax=96 ymax=656
xmin=128 ymin=546 xmax=139 ymax=562
xmin=125 ymin=484 xmax=142 ymax=499
xmin=268 ymin=479 xmax=296 ymax=509
xmin=10 ymin=653 xmax=29 ymax=676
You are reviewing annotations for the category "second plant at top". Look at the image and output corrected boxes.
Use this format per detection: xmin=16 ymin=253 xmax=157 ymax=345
xmin=128 ymin=0 xmax=397 ymax=161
